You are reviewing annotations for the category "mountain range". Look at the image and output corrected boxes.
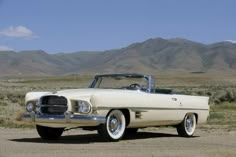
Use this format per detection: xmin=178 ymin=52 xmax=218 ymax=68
xmin=0 ymin=38 xmax=236 ymax=77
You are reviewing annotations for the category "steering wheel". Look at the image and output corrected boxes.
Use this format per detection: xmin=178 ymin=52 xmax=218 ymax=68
xmin=129 ymin=83 xmax=141 ymax=90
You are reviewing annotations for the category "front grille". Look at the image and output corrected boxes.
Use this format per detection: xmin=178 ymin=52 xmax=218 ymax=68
xmin=40 ymin=96 xmax=68 ymax=115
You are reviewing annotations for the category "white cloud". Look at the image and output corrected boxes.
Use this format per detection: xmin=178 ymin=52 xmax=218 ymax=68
xmin=0 ymin=45 xmax=14 ymax=51
xmin=225 ymin=40 xmax=236 ymax=43
xmin=0 ymin=26 xmax=37 ymax=38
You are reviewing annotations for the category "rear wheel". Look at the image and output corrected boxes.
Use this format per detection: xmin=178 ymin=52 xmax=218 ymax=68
xmin=97 ymin=110 xmax=126 ymax=141
xmin=177 ymin=113 xmax=196 ymax=137
xmin=36 ymin=125 xmax=64 ymax=140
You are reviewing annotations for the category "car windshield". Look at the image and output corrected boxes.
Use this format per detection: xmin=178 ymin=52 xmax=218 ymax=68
xmin=91 ymin=76 xmax=148 ymax=91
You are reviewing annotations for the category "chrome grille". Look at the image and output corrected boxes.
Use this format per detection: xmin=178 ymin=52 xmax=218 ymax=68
xmin=40 ymin=96 xmax=68 ymax=115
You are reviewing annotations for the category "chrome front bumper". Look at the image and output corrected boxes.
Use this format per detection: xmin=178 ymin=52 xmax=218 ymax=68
xmin=22 ymin=111 xmax=106 ymax=126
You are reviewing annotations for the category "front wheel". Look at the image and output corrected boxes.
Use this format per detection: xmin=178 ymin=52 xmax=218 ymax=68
xmin=97 ymin=110 xmax=126 ymax=141
xmin=177 ymin=113 xmax=196 ymax=137
xmin=36 ymin=125 xmax=64 ymax=140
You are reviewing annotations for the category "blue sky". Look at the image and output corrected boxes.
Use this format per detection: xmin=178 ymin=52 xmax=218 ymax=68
xmin=0 ymin=0 xmax=236 ymax=53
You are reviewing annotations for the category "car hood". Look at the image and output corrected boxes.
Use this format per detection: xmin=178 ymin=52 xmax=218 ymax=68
xmin=51 ymin=88 xmax=144 ymax=99
xmin=25 ymin=88 xmax=146 ymax=102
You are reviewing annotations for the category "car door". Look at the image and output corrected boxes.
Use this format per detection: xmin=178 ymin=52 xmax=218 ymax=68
xmin=142 ymin=93 xmax=182 ymax=126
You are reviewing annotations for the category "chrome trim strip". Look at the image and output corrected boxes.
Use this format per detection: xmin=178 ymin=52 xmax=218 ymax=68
xmin=97 ymin=106 xmax=208 ymax=111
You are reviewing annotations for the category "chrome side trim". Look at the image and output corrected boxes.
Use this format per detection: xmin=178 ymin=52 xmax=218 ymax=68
xmin=97 ymin=106 xmax=209 ymax=111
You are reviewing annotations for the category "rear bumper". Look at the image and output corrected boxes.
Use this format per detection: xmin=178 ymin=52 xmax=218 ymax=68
xmin=22 ymin=111 xmax=106 ymax=126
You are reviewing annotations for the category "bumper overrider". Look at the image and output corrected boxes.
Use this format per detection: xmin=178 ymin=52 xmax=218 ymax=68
xmin=22 ymin=111 xmax=106 ymax=126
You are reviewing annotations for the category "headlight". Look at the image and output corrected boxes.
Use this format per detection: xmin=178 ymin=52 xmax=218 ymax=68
xmin=26 ymin=102 xmax=34 ymax=112
xmin=77 ymin=101 xmax=91 ymax=113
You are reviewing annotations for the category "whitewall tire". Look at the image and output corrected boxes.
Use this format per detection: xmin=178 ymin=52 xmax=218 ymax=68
xmin=177 ymin=113 xmax=196 ymax=137
xmin=98 ymin=110 xmax=126 ymax=141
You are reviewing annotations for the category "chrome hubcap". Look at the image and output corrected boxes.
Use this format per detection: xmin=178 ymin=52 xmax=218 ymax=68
xmin=109 ymin=115 xmax=121 ymax=135
xmin=110 ymin=119 xmax=118 ymax=131
xmin=185 ymin=115 xmax=193 ymax=133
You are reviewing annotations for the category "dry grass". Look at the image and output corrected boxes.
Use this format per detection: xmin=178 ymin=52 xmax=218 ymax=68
xmin=208 ymin=102 xmax=236 ymax=127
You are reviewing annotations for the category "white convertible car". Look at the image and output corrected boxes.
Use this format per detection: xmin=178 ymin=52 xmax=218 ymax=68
xmin=22 ymin=73 xmax=209 ymax=141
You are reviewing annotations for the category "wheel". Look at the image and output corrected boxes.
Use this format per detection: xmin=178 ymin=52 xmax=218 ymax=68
xmin=36 ymin=125 xmax=64 ymax=140
xmin=177 ymin=113 xmax=196 ymax=137
xmin=97 ymin=110 xmax=126 ymax=141
xmin=125 ymin=128 xmax=138 ymax=136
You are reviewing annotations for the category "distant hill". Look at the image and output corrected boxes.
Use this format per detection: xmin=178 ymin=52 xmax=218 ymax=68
xmin=1 ymin=38 xmax=236 ymax=77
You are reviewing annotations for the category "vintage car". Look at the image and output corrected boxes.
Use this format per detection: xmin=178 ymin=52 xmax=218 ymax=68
xmin=22 ymin=73 xmax=209 ymax=141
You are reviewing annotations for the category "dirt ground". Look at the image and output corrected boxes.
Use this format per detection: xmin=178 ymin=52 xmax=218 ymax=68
xmin=0 ymin=127 xmax=236 ymax=157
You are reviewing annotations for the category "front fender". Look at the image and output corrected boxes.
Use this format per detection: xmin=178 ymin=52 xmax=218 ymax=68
xmin=25 ymin=92 xmax=51 ymax=103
